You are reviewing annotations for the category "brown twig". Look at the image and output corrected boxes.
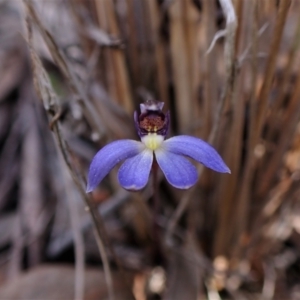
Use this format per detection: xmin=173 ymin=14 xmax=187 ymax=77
xmin=24 ymin=13 xmax=115 ymax=300
xmin=23 ymin=0 xmax=106 ymax=138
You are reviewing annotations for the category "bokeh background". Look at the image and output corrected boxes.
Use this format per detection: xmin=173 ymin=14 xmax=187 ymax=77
xmin=1 ymin=0 xmax=300 ymax=299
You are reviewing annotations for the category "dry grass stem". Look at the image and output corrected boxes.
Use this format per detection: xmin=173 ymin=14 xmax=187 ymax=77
xmin=24 ymin=11 xmax=115 ymax=300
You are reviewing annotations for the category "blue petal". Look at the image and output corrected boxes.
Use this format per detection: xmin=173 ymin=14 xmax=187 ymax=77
xmin=118 ymin=149 xmax=153 ymax=190
xmin=155 ymin=149 xmax=198 ymax=189
xmin=163 ymin=135 xmax=230 ymax=173
xmin=86 ymin=140 xmax=145 ymax=192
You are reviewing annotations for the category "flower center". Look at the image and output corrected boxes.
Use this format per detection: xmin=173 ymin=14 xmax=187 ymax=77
xmin=141 ymin=133 xmax=164 ymax=151
xmin=139 ymin=113 xmax=165 ymax=133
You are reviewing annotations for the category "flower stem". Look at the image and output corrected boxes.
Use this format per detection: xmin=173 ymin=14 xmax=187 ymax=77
xmin=151 ymin=159 xmax=163 ymax=264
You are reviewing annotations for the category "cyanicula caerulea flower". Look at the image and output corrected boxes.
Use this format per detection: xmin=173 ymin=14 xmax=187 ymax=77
xmin=86 ymin=101 xmax=230 ymax=192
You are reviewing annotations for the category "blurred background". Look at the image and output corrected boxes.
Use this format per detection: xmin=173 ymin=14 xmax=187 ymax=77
xmin=0 ymin=0 xmax=300 ymax=299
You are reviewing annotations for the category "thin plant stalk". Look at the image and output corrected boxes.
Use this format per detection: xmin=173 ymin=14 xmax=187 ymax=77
xmin=151 ymin=159 xmax=163 ymax=263
xmin=25 ymin=16 xmax=115 ymax=300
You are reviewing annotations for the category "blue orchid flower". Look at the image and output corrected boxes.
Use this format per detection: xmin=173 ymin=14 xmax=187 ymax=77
xmin=86 ymin=101 xmax=230 ymax=192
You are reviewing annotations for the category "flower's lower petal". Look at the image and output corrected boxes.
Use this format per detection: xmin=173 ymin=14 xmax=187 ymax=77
xmin=87 ymin=140 xmax=144 ymax=192
xmin=163 ymin=135 xmax=230 ymax=173
xmin=155 ymin=149 xmax=198 ymax=189
xmin=118 ymin=149 xmax=153 ymax=190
